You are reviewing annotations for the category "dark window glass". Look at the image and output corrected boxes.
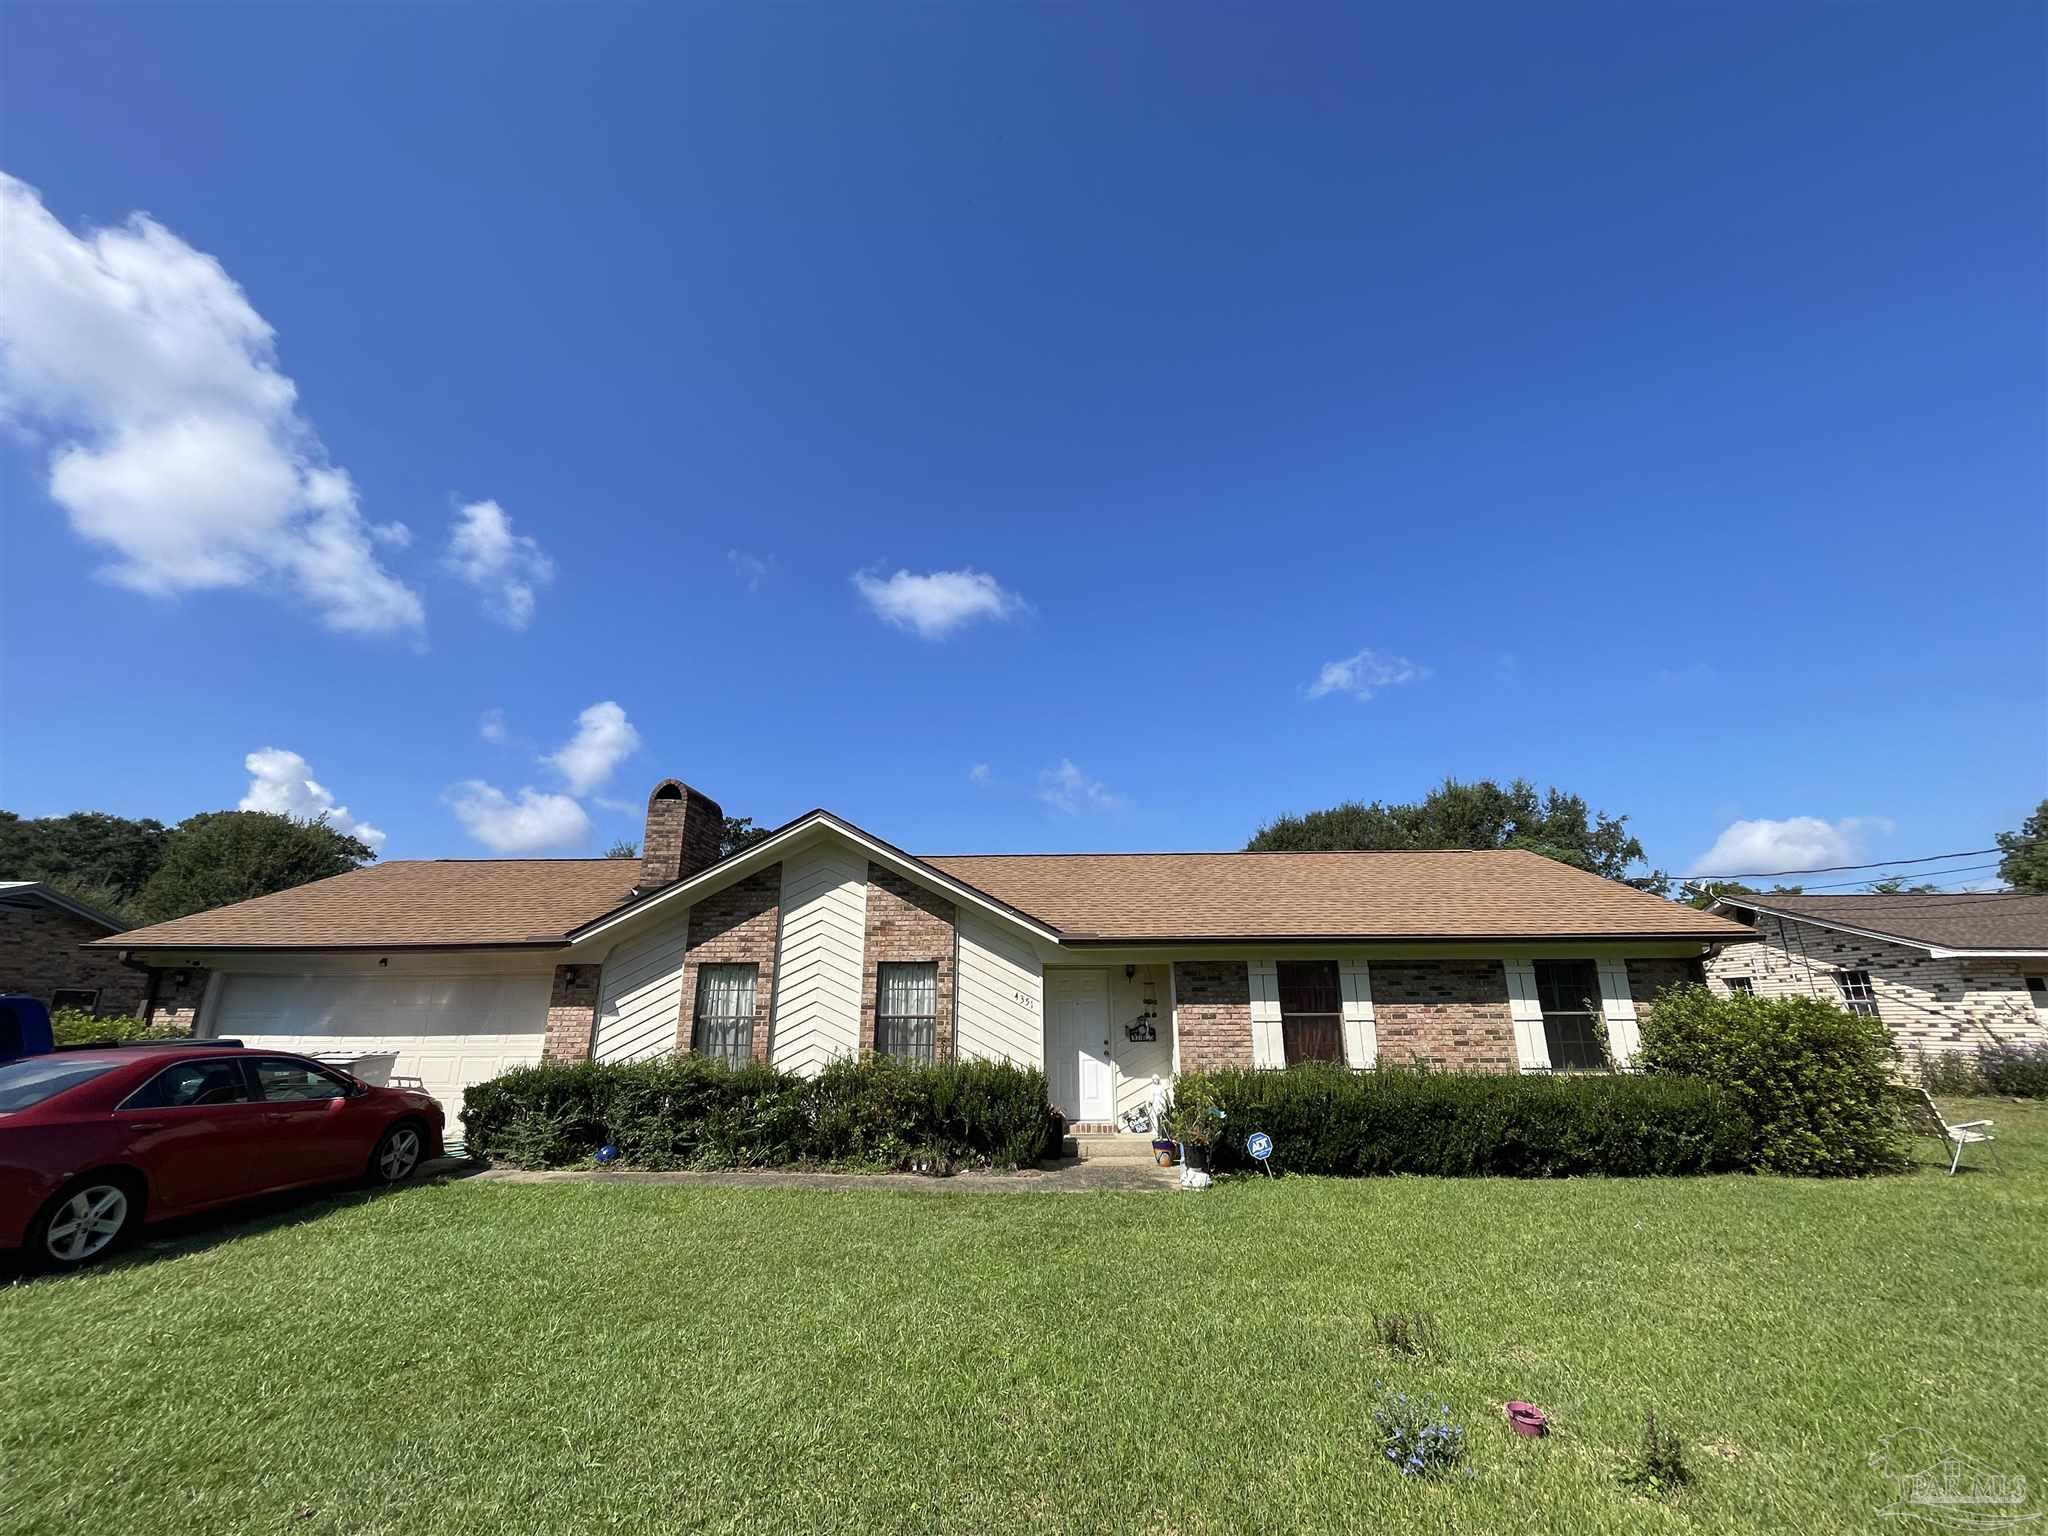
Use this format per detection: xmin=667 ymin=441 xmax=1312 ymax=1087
xmin=1837 ymin=970 xmax=1880 ymax=1019
xmin=0 ymin=1058 xmax=116 ymax=1112
xmin=692 ymin=964 xmax=757 ymax=1064
xmin=1532 ymin=959 xmax=1607 ymax=1071
xmin=50 ymin=989 xmax=100 ymax=1012
xmin=1277 ymin=960 xmax=1344 ymax=1065
xmin=876 ymin=962 xmax=938 ymax=1063
xmin=249 ymin=1057 xmax=351 ymax=1102
xmin=1725 ymin=976 xmax=1754 ymax=995
xmin=122 ymin=1058 xmax=252 ymax=1110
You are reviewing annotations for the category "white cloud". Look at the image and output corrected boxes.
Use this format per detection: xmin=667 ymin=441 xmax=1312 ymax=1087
xmin=1305 ymin=647 xmax=1426 ymax=703
xmin=968 ymin=762 xmax=992 ymax=786
xmin=446 ymin=781 xmax=591 ymax=853
xmin=546 ymin=700 xmax=641 ymax=795
xmin=444 ymin=498 xmax=553 ymax=628
xmin=239 ymin=747 xmax=386 ymax=847
xmin=852 ymin=566 xmax=1027 ymax=639
xmin=1037 ymin=759 xmax=1126 ymax=815
xmin=1690 ymin=816 xmax=1897 ymax=877
xmin=0 ymin=173 xmax=424 ymax=633
xmin=479 ymin=708 xmax=507 ymax=744
xmin=728 ymin=548 xmax=767 ymax=592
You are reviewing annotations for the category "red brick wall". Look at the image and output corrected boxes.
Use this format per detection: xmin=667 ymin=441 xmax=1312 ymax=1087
xmin=1370 ymin=960 xmax=1516 ymax=1070
xmin=0 ymin=902 xmax=147 ymax=1016
xmin=677 ymin=865 xmax=781 ymax=1061
xmin=639 ymin=779 xmax=726 ymax=891
xmin=1172 ymin=961 xmax=1253 ymax=1069
xmin=144 ymin=966 xmax=211 ymax=1033
xmin=1628 ymin=957 xmax=1704 ymax=1014
xmin=542 ymin=965 xmax=602 ymax=1063
xmin=860 ymin=866 xmax=955 ymax=1058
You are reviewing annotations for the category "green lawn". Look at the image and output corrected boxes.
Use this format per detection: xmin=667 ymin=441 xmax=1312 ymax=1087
xmin=4 ymin=1100 xmax=2043 ymax=1535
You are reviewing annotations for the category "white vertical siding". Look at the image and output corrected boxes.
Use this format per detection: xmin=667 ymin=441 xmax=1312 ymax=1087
xmin=592 ymin=907 xmax=692 ymax=1063
xmin=1595 ymin=958 xmax=1640 ymax=1066
xmin=1248 ymin=959 xmax=1284 ymax=1068
xmin=955 ymin=910 xmax=1043 ymax=1067
xmin=771 ymin=843 xmax=867 ymax=1075
xmin=1504 ymin=958 xmax=1551 ymax=1071
xmin=1339 ymin=958 xmax=1377 ymax=1068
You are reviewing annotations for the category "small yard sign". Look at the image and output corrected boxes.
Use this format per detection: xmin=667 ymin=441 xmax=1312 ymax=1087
xmin=1247 ymin=1131 xmax=1273 ymax=1162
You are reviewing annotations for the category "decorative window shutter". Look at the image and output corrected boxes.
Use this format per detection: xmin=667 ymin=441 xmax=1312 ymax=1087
xmin=1596 ymin=959 xmax=1640 ymax=1067
xmin=1504 ymin=959 xmax=1551 ymax=1071
xmin=1248 ymin=960 xmax=1284 ymax=1068
xmin=1339 ymin=959 xmax=1377 ymax=1068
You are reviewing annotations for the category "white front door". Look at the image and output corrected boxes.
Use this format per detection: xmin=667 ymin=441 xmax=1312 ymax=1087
xmin=1045 ymin=970 xmax=1113 ymax=1122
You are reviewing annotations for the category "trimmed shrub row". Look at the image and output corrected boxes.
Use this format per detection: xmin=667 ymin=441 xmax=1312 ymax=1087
xmin=49 ymin=1007 xmax=186 ymax=1047
xmin=1169 ymin=1063 xmax=1752 ymax=1178
xmin=461 ymin=1054 xmax=1060 ymax=1172
xmin=1915 ymin=1040 xmax=2048 ymax=1100
xmin=1637 ymin=984 xmax=1908 ymax=1176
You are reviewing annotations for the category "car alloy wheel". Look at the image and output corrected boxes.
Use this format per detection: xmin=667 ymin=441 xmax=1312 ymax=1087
xmin=378 ymin=1126 xmax=422 ymax=1181
xmin=45 ymin=1184 xmax=130 ymax=1264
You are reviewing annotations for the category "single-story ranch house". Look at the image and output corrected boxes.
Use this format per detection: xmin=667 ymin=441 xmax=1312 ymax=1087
xmin=1703 ymin=891 xmax=2048 ymax=1056
xmin=96 ymin=778 xmax=1754 ymax=1128
xmin=1 ymin=880 xmax=145 ymax=1017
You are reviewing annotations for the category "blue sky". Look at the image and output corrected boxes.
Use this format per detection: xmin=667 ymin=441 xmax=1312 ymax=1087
xmin=1 ymin=2 xmax=2041 ymax=883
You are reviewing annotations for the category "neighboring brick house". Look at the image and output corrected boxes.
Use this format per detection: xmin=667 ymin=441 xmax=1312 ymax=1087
xmin=1704 ymin=892 xmax=2048 ymax=1060
xmin=88 ymin=777 xmax=1752 ymax=1131
xmin=0 ymin=881 xmax=145 ymax=1016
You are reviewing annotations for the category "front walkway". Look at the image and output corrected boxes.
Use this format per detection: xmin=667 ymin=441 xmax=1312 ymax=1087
xmin=470 ymin=1157 xmax=1180 ymax=1194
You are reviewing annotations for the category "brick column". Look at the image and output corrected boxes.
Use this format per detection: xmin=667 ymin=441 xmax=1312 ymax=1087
xmin=145 ymin=966 xmax=212 ymax=1034
xmin=542 ymin=965 xmax=601 ymax=1063
xmin=675 ymin=866 xmax=782 ymax=1062
xmin=860 ymin=866 xmax=956 ymax=1058
xmin=1171 ymin=962 xmax=1253 ymax=1069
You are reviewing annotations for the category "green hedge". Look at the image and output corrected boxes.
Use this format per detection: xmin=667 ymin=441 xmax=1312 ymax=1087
xmin=1170 ymin=1063 xmax=1752 ymax=1178
xmin=1979 ymin=1040 xmax=2048 ymax=1099
xmin=49 ymin=1008 xmax=187 ymax=1047
xmin=461 ymin=1054 xmax=1060 ymax=1172
xmin=1638 ymin=984 xmax=1907 ymax=1175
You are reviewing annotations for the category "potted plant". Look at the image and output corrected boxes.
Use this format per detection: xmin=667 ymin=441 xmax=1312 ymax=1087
xmin=1162 ymin=1077 xmax=1225 ymax=1173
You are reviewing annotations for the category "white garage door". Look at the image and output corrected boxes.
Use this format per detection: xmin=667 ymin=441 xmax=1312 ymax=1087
xmin=211 ymin=973 xmax=552 ymax=1132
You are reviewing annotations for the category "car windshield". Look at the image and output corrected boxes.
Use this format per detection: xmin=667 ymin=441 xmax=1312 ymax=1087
xmin=0 ymin=1057 xmax=120 ymax=1112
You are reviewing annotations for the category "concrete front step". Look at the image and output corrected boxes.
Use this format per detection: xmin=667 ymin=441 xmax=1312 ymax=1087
xmin=1063 ymin=1133 xmax=1168 ymax=1164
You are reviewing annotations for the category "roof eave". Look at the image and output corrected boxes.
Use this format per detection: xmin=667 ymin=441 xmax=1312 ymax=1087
xmin=566 ymin=809 xmax=1064 ymax=948
xmin=93 ymin=938 xmax=572 ymax=954
xmin=1054 ymin=930 xmax=1746 ymax=947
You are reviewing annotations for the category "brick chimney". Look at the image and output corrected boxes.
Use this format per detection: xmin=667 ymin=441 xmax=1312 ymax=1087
xmin=638 ymin=779 xmax=725 ymax=893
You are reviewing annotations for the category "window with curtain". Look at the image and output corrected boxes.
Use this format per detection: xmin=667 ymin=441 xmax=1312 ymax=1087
xmin=1532 ymin=958 xmax=1607 ymax=1071
xmin=692 ymin=964 xmax=757 ymax=1064
xmin=1277 ymin=960 xmax=1344 ymax=1065
xmin=875 ymin=962 xmax=938 ymax=1063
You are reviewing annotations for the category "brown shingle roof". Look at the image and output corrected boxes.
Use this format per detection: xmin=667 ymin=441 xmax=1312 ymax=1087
xmin=95 ymin=827 xmax=1753 ymax=952
xmin=921 ymin=848 xmax=1751 ymax=942
xmin=1727 ymin=891 xmax=2048 ymax=952
xmin=96 ymin=859 xmax=639 ymax=949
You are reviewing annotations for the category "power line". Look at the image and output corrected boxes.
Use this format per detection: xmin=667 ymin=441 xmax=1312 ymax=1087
xmin=1670 ymin=839 xmax=2035 ymax=883
xmin=1778 ymin=861 xmax=2002 ymax=893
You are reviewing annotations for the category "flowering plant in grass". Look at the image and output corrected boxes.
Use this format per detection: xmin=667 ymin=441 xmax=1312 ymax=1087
xmin=1370 ymin=1386 xmax=1468 ymax=1479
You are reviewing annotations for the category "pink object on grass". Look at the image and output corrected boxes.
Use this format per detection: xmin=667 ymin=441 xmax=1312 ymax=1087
xmin=1505 ymin=1402 xmax=1548 ymax=1438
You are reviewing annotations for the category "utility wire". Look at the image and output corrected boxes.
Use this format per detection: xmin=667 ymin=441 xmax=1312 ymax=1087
xmin=1668 ymin=838 xmax=2036 ymax=883
xmin=1764 ymin=861 xmax=2003 ymax=893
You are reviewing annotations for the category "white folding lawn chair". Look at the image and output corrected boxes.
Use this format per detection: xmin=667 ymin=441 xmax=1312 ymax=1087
xmin=1914 ymin=1087 xmax=1998 ymax=1175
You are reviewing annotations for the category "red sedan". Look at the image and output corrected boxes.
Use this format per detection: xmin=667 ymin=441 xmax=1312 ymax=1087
xmin=0 ymin=1042 xmax=445 ymax=1271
